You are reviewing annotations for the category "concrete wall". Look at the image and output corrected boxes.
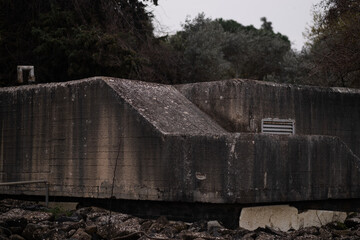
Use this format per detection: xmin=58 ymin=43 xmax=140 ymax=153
xmin=0 ymin=78 xmax=160 ymax=198
xmin=0 ymin=77 xmax=360 ymax=206
xmin=0 ymin=77 xmax=225 ymax=200
xmin=176 ymin=79 xmax=360 ymax=158
xmin=161 ymin=134 xmax=360 ymax=204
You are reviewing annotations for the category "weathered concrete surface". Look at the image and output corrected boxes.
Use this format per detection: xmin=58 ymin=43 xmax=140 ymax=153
xmin=0 ymin=77 xmax=360 ymax=206
xmin=106 ymin=78 xmax=226 ymax=135
xmin=239 ymin=205 xmax=347 ymax=231
xmin=176 ymin=79 xmax=360 ymax=158
xmin=0 ymin=77 xmax=224 ymax=199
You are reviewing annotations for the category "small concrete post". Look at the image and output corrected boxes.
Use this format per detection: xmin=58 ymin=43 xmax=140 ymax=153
xmin=17 ymin=65 xmax=35 ymax=84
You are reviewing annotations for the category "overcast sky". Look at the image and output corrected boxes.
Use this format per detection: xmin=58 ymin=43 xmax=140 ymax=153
xmin=149 ymin=0 xmax=322 ymax=50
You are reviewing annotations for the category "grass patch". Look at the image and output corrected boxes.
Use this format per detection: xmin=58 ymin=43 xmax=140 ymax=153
xmin=46 ymin=206 xmax=73 ymax=219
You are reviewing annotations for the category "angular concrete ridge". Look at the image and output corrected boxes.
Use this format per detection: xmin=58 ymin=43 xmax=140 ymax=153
xmin=106 ymin=77 xmax=226 ymax=135
xmin=0 ymin=77 xmax=360 ymax=206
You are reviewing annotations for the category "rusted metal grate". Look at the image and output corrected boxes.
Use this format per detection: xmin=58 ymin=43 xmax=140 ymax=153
xmin=261 ymin=118 xmax=295 ymax=135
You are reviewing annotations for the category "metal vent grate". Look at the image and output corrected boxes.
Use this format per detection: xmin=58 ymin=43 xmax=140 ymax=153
xmin=261 ymin=118 xmax=295 ymax=135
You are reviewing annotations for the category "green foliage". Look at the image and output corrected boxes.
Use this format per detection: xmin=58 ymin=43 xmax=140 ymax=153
xmin=46 ymin=206 xmax=72 ymax=219
xmin=216 ymin=18 xmax=257 ymax=33
xmin=305 ymin=0 xmax=360 ymax=88
xmin=170 ymin=14 xmax=291 ymax=82
xmin=0 ymin=0 xmax=174 ymax=86
xmin=7 ymin=1 xmax=357 ymax=88
xmin=31 ymin=6 xmax=143 ymax=82
xmin=260 ymin=17 xmax=273 ymax=32
xmin=171 ymin=14 xmax=229 ymax=82
xmin=223 ymin=24 xmax=290 ymax=80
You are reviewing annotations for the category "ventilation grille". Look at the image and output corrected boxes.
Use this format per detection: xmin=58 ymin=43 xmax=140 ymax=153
xmin=261 ymin=118 xmax=295 ymax=135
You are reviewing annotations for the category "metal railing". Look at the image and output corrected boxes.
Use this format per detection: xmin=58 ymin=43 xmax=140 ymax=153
xmin=0 ymin=180 xmax=49 ymax=207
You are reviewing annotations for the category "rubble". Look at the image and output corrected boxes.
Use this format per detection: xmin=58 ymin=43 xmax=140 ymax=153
xmin=0 ymin=199 xmax=359 ymax=240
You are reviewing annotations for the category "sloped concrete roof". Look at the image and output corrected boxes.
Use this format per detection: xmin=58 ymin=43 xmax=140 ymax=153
xmin=104 ymin=77 xmax=226 ymax=135
xmin=0 ymin=77 xmax=227 ymax=136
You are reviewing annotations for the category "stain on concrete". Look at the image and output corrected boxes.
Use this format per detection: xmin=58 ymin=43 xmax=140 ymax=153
xmin=0 ymin=77 xmax=359 ymax=207
xmin=176 ymin=79 xmax=360 ymax=157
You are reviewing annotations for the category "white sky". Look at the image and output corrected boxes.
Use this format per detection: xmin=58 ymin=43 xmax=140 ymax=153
xmin=149 ymin=0 xmax=322 ymax=50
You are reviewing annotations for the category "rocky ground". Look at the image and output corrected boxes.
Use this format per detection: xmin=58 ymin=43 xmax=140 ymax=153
xmin=0 ymin=199 xmax=359 ymax=240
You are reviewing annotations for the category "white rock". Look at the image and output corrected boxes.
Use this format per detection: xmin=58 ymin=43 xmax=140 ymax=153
xmin=239 ymin=205 xmax=347 ymax=232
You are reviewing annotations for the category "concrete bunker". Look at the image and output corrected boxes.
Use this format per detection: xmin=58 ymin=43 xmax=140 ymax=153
xmin=0 ymin=77 xmax=359 ymax=227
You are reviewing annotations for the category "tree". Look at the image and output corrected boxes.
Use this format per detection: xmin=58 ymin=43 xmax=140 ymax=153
xmin=30 ymin=0 xmax=150 ymax=82
xmin=0 ymin=0 xmax=172 ymax=86
xmin=306 ymin=0 xmax=360 ymax=88
xmin=219 ymin=18 xmax=291 ymax=80
xmin=170 ymin=14 xmax=229 ymax=82
xmin=169 ymin=15 xmax=292 ymax=83
xmin=260 ymin=17 xmax=273 ymax=32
